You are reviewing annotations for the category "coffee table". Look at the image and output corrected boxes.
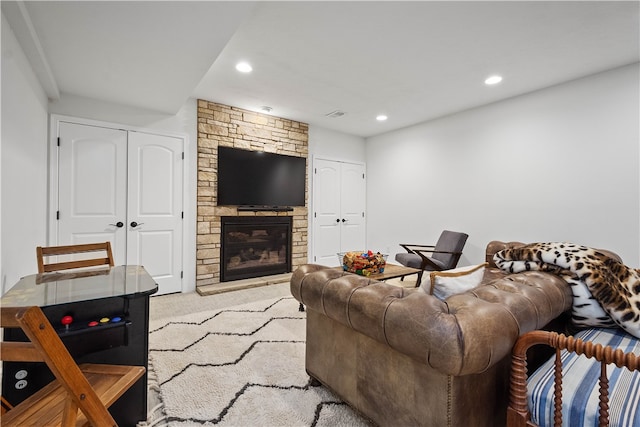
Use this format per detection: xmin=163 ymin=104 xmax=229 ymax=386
xmin=298 ymin=264 xmax=421 ymax=311
xmin=348 ymin=263 xmax=421 ymax=282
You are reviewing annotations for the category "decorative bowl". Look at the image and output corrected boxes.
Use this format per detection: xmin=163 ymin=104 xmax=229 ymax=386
xmin=338 ymin=251 xmax=388 ymax=276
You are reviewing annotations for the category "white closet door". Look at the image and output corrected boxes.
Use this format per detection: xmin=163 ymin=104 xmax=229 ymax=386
xmin=312 ymin=159 xmax=342 ymax=266
xmin=126 ymin=132 xmax=183 ymax=295
xmin=340 ymin=162 xmax=366 ymax=251
xmin=312 ymin=158 xmax=366 ymax=266
xmin=57 ymin=121 xmax=184 ymax=295
xmin=58 ymin=122 xmax=128 ymax=264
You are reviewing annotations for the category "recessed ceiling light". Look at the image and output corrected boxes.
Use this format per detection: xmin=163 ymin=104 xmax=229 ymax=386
xmin=376 ymin=115 xmax=388 ymax=121
xmin=260 ymin=106 xmax=273 ymax=113
xmin=235 ymin=62 xmax=252 ymax=73
xmin=485 ymin=75 xmax=503 ymax=85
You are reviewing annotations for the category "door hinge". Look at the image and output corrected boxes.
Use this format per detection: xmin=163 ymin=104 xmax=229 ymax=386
xmin=181 ymin=211 xmax=184 ymax=219
xmin=362 ymin=212 xmax=365 ymax=218
xmin=314 ymin=168 xmax=317 ymax=174
xmin=314 ymin=212 xmax=316 ymax=218
xmin=56 ymin=211 xmax=60 ymax=220
xmin=362 ymin=173 xmax=365 ymax=179
xmin=182 ymin=152 xmax=184 ymax=160
xmin=313 ymin=256 xmax=316 ymax=262
xmin=57 ymin=137 xmax=60 ymax=147
xmin=181 ymin=271 xmax=183 ymax=279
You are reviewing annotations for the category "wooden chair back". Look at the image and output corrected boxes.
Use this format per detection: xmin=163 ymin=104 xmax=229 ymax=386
xmin=0 ymin=305 xmax=144 ymax=426
xmin=507 ymin=330 xmax=640 ymax=427
xmin=36 ymin=242 xmax=114 ymax=274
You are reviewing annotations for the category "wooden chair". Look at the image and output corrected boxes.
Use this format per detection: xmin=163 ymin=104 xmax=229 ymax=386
xmin=507 ymin=330 xmax=640 ymax=427
xmin=36 ymin=242 xmax=114 ymax=274
xmin=0 ymin=305 xmax=145 ymax=426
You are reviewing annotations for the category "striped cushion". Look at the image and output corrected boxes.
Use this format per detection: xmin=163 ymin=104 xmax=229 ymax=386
xmin=528 ymin=328 xmax=640 ymax=427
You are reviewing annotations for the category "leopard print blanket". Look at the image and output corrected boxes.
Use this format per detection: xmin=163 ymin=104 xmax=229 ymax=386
xmin=494 ymin=242 xmax=640 ymax=338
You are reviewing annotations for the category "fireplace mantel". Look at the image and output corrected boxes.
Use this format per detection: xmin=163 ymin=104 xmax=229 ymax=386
xmin=236 ymin=206 xmax=294 ymax=212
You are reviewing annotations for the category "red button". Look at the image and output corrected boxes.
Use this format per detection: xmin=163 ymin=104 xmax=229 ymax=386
xmin=88 ymin=321 xmax=99 ymax=327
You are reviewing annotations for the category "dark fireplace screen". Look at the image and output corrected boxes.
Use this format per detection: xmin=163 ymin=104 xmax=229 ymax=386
xmin=220 ymin=216 xmax=292 ymax=282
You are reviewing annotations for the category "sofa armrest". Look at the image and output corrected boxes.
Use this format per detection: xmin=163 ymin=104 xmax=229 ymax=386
xmin=486 ymin=241 xmax=526 ymax=268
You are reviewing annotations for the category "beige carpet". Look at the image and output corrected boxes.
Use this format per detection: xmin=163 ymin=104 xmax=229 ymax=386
xmin=149 ymin=282 xmax=293 ymax=322
xmin=140 ymin=283 xmax=373 ymax=426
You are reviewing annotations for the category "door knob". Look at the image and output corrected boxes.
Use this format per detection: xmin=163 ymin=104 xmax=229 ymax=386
xmin=109 ymin=221 xmax=124 ymax=228
xmin=336 ymin=219 xmax=340 ymax=223
xmin=130 ymin=221 xmax=144 ymax=228
xmin=341 ymin=218 xmax=348 ymax=222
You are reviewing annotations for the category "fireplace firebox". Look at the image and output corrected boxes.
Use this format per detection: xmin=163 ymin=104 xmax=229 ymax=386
xmin=220 ymin=216 xmax=292 ymax=282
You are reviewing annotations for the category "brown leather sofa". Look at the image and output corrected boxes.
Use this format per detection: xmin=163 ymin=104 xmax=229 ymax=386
xmin=290 ymin=241 xmax=573 ymax=427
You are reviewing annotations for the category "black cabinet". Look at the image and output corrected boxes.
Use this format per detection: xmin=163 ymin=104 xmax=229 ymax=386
xmin=1 ymin=266 xmax=157 ymax=427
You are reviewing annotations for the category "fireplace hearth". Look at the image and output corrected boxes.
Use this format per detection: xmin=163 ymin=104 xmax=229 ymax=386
xmin=220 ymin=216 xmax=292 ymax=282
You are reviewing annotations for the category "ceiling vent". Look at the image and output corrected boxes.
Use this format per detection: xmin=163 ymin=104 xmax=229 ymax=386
xmin=325 ymin=110 xmax=346 ymax=118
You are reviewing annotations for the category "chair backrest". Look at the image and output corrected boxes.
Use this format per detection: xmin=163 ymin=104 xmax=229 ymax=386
xmin=36 ymin=242 xmax=114 ymax=273
xmin=432 ymin=230 xmax=469 ymax=268
xmin=0 ymin=305 xmax=118 ymax=425
xmin=507 ymin=330 xmax=640 ymax=427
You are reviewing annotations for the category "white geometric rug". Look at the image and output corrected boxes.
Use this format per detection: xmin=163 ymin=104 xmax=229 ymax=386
xmin=146 ymin=296 xmax=371 ymax=426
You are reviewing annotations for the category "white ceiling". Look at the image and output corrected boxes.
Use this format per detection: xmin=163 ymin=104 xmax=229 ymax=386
xmin=3 ymin=1 xmax=639 ymax=138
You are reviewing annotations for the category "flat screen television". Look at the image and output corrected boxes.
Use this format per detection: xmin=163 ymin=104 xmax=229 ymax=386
xmin=217 ymin=146 xmax=306 ymax=207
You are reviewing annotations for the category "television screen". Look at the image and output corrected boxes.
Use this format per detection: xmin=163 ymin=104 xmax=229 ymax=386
xmin=217 ymin=147 xmax=306 ymax=207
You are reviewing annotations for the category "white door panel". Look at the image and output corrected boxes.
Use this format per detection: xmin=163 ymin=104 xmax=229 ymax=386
xmin=313 ymin=159 xmax=342 ymax=266
xmin=58 ymin=122 xmax=127 ymax=264
xmin=314 ymin=223 xmax=342 ymax=266
xmin=128 ymin=230 xmax=174 ymax=277
xmin=127 ymin=132 xmax=183 ymax=294
xmin=340 ymin=163 xmax=366 ymax=251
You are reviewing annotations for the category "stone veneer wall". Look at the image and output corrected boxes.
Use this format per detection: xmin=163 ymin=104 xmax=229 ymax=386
xmin=196 ymin=100 xmax=309 ymax=290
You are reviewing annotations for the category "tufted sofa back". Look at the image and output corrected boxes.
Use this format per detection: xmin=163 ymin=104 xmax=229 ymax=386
xmin=291 ymin=260 xmax=572 ymax=376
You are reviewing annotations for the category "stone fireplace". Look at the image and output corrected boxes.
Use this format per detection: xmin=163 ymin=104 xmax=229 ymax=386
xmin=220 ymin=216 xmax=292 ymax=282
xmin=196 ymin=100 xmax=308 ymax=294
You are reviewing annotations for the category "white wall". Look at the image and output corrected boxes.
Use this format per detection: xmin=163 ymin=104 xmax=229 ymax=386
xmin=366 ymin=64 xmax=640 ymax=267
xmin=308 ymin=126 xmax=366 ymax=163
xmin=1 ymin=13 xmax=49 ymax=294
xmin=49 ymin=93 xmax=196 ymax=136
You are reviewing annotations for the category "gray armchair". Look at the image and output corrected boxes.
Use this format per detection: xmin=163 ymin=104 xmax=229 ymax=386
xmin=395 ymin=230 xmax=469 ymax=286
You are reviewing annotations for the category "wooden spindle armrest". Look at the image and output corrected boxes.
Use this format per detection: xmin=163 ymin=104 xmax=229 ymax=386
xmin=507 ymin=330 xmax=640 ymax=427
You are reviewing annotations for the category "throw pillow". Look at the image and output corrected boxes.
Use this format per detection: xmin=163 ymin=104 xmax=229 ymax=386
xmin=425 ymin=263 xmax=488 ymax=300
